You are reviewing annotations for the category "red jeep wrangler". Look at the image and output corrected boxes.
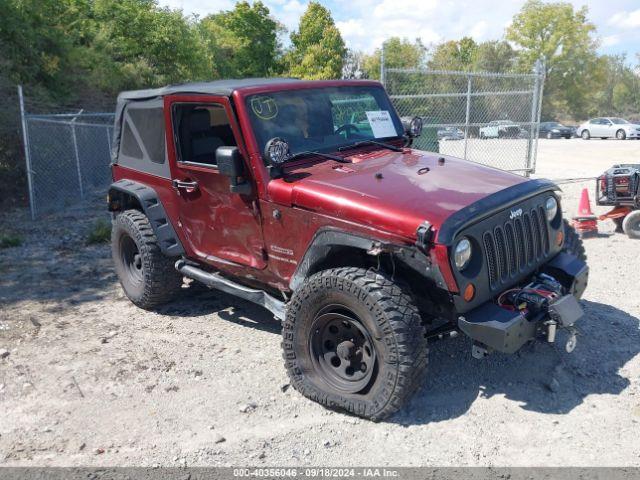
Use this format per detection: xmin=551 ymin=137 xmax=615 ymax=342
xmin=108 ymin=79 xmax=588 ymax=420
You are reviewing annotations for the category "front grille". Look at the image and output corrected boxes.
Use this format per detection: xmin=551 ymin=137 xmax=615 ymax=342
xmin=483 ymin=206 xmax=550 ymax=289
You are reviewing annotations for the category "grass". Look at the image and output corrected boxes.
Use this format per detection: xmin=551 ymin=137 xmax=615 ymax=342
xmin=86 ymin=218 xmax=111 ymax=245
xmin=0 ymin=233 xmax=22 ymax=249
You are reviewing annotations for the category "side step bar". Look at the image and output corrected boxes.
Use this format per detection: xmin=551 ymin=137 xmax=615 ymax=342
xmin=175 ymin=259 xmax=286 ymax=320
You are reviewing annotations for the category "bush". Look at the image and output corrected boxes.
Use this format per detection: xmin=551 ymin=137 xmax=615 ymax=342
xmin=86 ymin=218 xmax=111 ymax=245
xmin=0 ymin=233 xmax=23 ymax=249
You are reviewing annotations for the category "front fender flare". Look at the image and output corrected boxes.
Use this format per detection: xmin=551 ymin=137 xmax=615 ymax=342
xmin=289 ymin=228 xmax=448 ymax=292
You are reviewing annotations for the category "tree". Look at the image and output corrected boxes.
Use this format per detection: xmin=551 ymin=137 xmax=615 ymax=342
xmin=91 ymin=0 xmax=209 ymax=91
xmin=506 ymin=0 xmax=599 ymax=119
xmin=285 ymin=2 xmax=346 ymax=80
xmin=591 ymin=54 xmax=640 ymax=119
xmin=200 ymin=1 xmax=282 ymax=79
xmin=361 ymin=37 xmax=427 ymax=80
xmin=342 ymin=49 xmax=364 ymax=79
xmin=428 ymin=39 xmax=517 ymax=73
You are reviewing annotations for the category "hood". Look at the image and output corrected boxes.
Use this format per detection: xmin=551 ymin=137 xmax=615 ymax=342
xmin=267 ymin=149 xmax=528 ymax=241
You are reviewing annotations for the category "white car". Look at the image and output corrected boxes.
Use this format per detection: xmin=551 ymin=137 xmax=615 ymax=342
xmin=479 ymin=120 xmax=521 ymax=139
xmin=577 ymin=117 xmax=640 ymax=140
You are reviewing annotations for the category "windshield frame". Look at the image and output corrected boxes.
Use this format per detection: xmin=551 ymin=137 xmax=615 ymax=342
xmin=237 ymin=82 xmax=405 ymax=164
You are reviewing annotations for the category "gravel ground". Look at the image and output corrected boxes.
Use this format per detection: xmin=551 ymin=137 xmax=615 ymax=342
xmin=1 ymin=139 xmax=639 ymax=467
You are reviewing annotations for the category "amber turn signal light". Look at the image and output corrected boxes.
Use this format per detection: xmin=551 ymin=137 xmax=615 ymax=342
xmin=556 ymin=230 xmax=564 ymax=247
xmin=463 ymin=283 xmax=475 ymax=302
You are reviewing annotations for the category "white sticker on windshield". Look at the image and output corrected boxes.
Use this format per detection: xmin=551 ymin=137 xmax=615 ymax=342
xmin=366 ymin=110 xmax=396 ymax=138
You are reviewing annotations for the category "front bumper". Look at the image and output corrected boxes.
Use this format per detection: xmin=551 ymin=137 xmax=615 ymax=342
xmin=457 ymin=252 xmax=588 ymax=354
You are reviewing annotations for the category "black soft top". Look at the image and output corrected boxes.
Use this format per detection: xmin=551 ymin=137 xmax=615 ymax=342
xmin=117 ymin=78 xmax=301 ymax=102
xmin=111 ymin=78 xmax=300 ymax=162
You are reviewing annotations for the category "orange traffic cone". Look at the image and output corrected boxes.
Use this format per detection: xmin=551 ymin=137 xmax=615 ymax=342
xmin=572 ymin=188 xmax=598 ymax=236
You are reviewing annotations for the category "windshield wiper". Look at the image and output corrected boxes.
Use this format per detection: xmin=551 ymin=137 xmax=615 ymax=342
xmin=338 ymin=139 xmax=403 ymax=153
xmin=288 ymin=150 xmax=351 ymax=163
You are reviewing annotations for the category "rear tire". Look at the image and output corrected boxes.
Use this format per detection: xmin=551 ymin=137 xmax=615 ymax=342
xmin=581 ymin=130 xmax=590 ymax=140
xmin=622 ymin=210 xmax=640 ymax=239
xmin=562 ymin=219 xmax=587 ymax=262
xmin=112 ymin=209 xmax=183 ymax=309
xmin=283 ymin=267 xmax=428 ymax=421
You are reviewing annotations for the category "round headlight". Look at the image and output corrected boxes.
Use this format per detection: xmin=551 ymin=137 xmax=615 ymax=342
xmin=545 ymin=196 xmax=558 ymax=221
xmin=454 ymin=238 xmax=472 ymax=271
xmin=409 ymin=117 xmax=423 ymax=137
xmin=264 ymin=137 xmax=290 ymax=165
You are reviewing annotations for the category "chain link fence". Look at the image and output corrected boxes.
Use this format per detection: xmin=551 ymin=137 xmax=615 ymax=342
xmin=19 ymin=87 xmax=115 ymax=218
xmin=383 ymin=61 xmax=545 ymax=175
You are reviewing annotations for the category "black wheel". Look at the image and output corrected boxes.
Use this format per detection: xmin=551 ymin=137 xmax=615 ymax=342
xmin=562 ymin=219 xmax=587 ymax=262
xmin=112 ymin=209 xmax=183 ymax=309
xmin=622 ymin=210 xmax=640 ymax=239
xmin=283 ymin=267 xmax=428 ymax=421
xmin=546 ymin=132 xmax=553 ymax=139
xmin=581 ymin=130 xmax=590 ymax=140
xmin=616 ymin=129 xmax=626 ymax=140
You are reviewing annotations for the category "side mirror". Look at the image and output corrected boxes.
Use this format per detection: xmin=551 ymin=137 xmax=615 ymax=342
xmin=216 ymin=146 xmax=251 ymax=195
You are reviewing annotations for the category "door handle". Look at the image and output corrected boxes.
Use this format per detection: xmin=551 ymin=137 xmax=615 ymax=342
xmin=172 ymin=179 xmax=199 ymax=193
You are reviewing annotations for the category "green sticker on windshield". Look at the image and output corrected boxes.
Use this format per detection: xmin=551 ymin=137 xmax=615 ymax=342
xmin=250 ymin=96 xmax=278 ymax=120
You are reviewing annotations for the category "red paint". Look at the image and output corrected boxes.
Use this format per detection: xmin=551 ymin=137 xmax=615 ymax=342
xmin=113 ymin=79 xmax=531 ymax=294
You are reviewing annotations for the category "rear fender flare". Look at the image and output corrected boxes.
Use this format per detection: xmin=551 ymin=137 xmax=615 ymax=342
xmin=108 ymin=179 xmax=184 ymax=256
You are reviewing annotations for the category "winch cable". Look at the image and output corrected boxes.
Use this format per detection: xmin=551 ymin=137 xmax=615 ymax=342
xmin=549 ymin=176 xmax=598 ymax=185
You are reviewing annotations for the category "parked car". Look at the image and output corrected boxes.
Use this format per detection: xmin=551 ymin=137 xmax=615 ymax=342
xmin=437 ymin=126 xmax=464 ymax=141
xmin=539 ymin=121 xmax=573 ymax=139
xmin=577 ymin=117 xmax=640 ymax=140
xmin=108 ymin=78 xmax=588 ymax=421
xmin=479 ymin=120 xmax=521 ymax=139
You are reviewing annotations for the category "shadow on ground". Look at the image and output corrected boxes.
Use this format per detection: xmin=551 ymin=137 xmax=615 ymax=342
xmin=394 ymin=299 xmax=639 ymax=424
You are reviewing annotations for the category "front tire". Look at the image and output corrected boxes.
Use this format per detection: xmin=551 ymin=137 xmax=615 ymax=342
xmin=616 ymin=129 xmax=626 ymax=140
xmin=562 ymin=219 xmax=587 ymax=262
xmin=622 ymin=210 xmax=640 ymax=239
xmin=112 ymin=210 xmax=183 ymax=309
xmin=282 ymin=267 xmax=428 ymax=421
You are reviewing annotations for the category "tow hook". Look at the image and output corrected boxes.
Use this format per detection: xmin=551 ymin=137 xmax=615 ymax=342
xmin=565 ymin=327 xmax=578 ymax=353
xmin=545 ymin=320 xmax=578 ymax=353
xmin=545 ymin=320 xmax=557 ymax=343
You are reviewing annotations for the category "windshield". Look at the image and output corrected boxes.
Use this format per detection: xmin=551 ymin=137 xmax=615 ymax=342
xmin=548 ymin=122 xmax=563 ymax=127
xmin=610 ymin=118 xmax=629 ymax=124
xmin=245 ymin=86 xmax=404 ymax=161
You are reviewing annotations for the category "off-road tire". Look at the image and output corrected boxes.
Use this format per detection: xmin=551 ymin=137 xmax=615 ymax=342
xmin=581 ymin=130 xmax=590 ymax=140
xmin=562 ymin=219 xmax=587 ymax=261
xmin=616 ymin=129 xmax=626 ymax=140
xmin=622 ymin=210 xmax=640 ymax=239
xmin=112 ymin=209 xmax=183 ymax=309
xmin=282 ymin=267 xmax=428 ymax=421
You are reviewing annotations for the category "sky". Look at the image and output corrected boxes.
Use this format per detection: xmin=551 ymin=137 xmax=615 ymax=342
xmin=160 ymin=0 xmax=640 ymax=61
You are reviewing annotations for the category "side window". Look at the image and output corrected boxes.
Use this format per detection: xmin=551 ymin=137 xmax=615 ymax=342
xmin=173 ymin=103 xmax=237 ymax=166
xmin=118 ymin=101 xmax=170 ymax=178
xmin=127 ymin=107 xmax=166 ymax=164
